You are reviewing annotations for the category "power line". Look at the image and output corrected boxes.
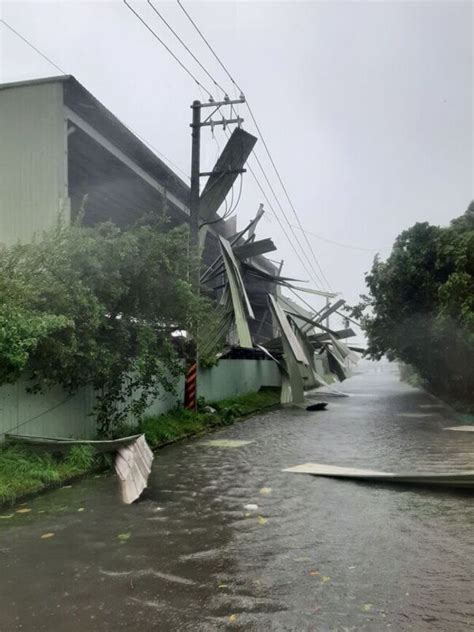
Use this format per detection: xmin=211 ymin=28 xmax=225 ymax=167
xmin=176 ymin=0 xmax=332 ymax=291
xmin=126 ymin=2 xmax=324 ymax=288
xmin=288 ymin=224 xmax=386 ymax=253
xmin=228 ymin=102 xmax=324 ymax=287
xmin=0 ymin=17 xmax=190 ymax=181
xmin=147 ymin=1 xmax=228 ymax=98
xmin=220 ymin=127 xmax=317 ymax=283
xmin=123 ymin=2 xmax=329 ymax=288
xmin=122 ymin=0 xmax=215 ymax=101
xmin=251 ymin=148 xmax=326 ymax=288
xmin=0 ymin=18 xmax=67 ymax=75
xmin=177 ymin=0 xmax=244 ymax=97
xmin=245 ymin=154 xmax=319 ymax=285
xmin=245 ymin=102 xmax=332 ymax=290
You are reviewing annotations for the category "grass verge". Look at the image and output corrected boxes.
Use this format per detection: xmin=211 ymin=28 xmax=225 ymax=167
xmin=122 ymin=387 xmax=281 ymax=448
xmin=0 ymin=444 xmax=102 ymax=506
xmin=0 ymin=387 xmax=280 ymax=506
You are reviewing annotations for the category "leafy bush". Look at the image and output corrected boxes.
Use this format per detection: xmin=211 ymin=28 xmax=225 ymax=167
xmin=0 ymin=219 xmax=216 ymax=435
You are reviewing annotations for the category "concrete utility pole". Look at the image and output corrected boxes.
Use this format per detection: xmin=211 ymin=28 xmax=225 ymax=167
xmin=189 ymin=100 xmax=201 ymax=270
xmin=184 ymin=96 xmax=246 ymax=411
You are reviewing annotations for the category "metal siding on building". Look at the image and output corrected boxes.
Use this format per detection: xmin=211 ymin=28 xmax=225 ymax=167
xmin=197 ymin=360 xmax=281 ymax=402
xmin=0 ymin=82 xmax=68 ymax=245
xmin=0 ymin=378 xmax=97 ymax=439
xmin=0 ymin=361 xmax=281 ymax=440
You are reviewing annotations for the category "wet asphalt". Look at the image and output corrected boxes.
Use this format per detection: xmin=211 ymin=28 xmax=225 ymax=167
xmin=0 ymin=369 xmax=473 ymax=632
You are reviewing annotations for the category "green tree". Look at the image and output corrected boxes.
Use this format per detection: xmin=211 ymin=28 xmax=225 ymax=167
xmin=354 ymin=203 xmax=474 ymax=406
xmin=0 ymin=219 xmax=215 ymax=434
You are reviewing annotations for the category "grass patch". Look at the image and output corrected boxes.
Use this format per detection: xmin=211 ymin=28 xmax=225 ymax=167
xmin=0 ymin=444 xmax=98 ymax=506
xmin=129 ymin=386 xmax=281 ymax=449
xmin=0 ymin=387 xmax=280 ymax=506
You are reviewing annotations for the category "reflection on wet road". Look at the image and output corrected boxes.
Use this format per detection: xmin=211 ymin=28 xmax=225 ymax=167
xmin=1 ymin=371 xmax=473 ymax=631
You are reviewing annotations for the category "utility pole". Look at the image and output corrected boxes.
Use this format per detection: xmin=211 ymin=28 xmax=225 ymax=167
xmin=189 ymin=100 xmax=201 ymax=272
xmin=184 ymin=96 xmax=246 ymax=411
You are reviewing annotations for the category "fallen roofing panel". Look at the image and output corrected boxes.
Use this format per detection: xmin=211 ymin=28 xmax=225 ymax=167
xmin=219 ymin=237 xmax=254 ymax=348
xmin=199 ymin=128 xmax=257 ymax=221
xmin=283 ymin=463 xmax=474 ymax=487
xmin=115 ymin=434 xmax=154 ymax=504
xmin=233 ymin=238 xmax=276 ymax=260
xmin=268 ymin=295 xmax=308 ymax=365
xmin=8 ymin=433 xmax=154 ymax=503
xmin=316 ymin=299 xmax=346 ymax=323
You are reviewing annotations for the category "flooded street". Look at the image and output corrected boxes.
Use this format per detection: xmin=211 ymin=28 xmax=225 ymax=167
xmin=1 ymin=371 xmax=473 ymax=631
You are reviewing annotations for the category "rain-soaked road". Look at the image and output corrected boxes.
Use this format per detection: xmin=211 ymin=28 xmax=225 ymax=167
xmin=1 ymin=370 xmax=473 ymax=632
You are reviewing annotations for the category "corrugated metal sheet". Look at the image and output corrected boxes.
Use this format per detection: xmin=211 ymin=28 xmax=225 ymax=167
xmin=0 ymin=81 xmax=68 ymax=245
xmin=0 ymin=361 xmax=281 ymax=440
xmin=0 ymin=377 xmax=97 ymax=439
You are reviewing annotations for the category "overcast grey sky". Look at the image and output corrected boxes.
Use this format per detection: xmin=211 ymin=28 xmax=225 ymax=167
xmin=1 ymin=0 xmax=472 ymax=320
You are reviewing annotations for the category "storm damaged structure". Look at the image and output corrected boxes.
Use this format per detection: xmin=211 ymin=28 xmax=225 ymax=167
xmin=0 ymin=75 xmax=360 ymax=405
xmin=0 ymin=74 xmax=278 ymax=343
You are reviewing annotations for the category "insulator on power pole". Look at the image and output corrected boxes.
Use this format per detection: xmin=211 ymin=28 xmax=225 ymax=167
xmin=224 ymin=94 xmax=230 ymax=101
xmin=239 ymin=92 xmax=245 ymax=100
xmin=209 ymin=96 xmax=214 ymax=103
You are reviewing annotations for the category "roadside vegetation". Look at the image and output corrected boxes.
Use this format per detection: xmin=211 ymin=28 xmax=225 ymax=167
xmin=134 ymin=387 xmax=281 ymax=446
xmin=0 ymin=444 xmax=97 ymax=505
xmin=353 ymin=203 xmax=474 ymax=410
xmin=0 ymin=388 xmax=280 ymax=506
xmin=0 ymin=216 xmax=220 ymax=436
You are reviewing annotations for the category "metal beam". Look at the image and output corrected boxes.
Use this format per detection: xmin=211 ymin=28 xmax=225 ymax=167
xmin=65 ymin=106 xmax=189 ymax=216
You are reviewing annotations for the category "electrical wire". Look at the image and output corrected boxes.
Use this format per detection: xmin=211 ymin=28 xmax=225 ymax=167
xmin=250 ymin=147 xmax=326 ymax=288
xmin=0 ymin=18 xmax=67 ymax=75
xmin=177 ymin=0 xmax=243 ymax=95
xmin=226 ymin=101 xmax=324 ymax=288
xmin=220 ymin=128 xmax=317 ymax=283
xmin=123 ymin=0 xmax=215 ymax=101
xmin=245 ymin=102 xmax=332 ymax=290
xmin=128 ymin=0 xmax=324 ymax=287
xmin=176 ymin=0 xmax=333 ymax=290
xmin=289 ymin=224 xmax=387 ymax=253
xmin=228 ymin=173 xmax=243 ymax=216
xmin=123 ymin=1 xmax=330 ymax=288
xmin=246 ymin=155 xmax=319 ymax=285
xmin=147 ymin=0 xmax=228 ymax=98
xmin=0 ymin=17 xmax=190 ymax=181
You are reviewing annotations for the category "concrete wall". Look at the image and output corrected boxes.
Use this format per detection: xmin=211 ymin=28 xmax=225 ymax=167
xmin=0 ymin=360 xmax=281 ymax=440
xmin=0 ymin=82 xmax=69 ymax=246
